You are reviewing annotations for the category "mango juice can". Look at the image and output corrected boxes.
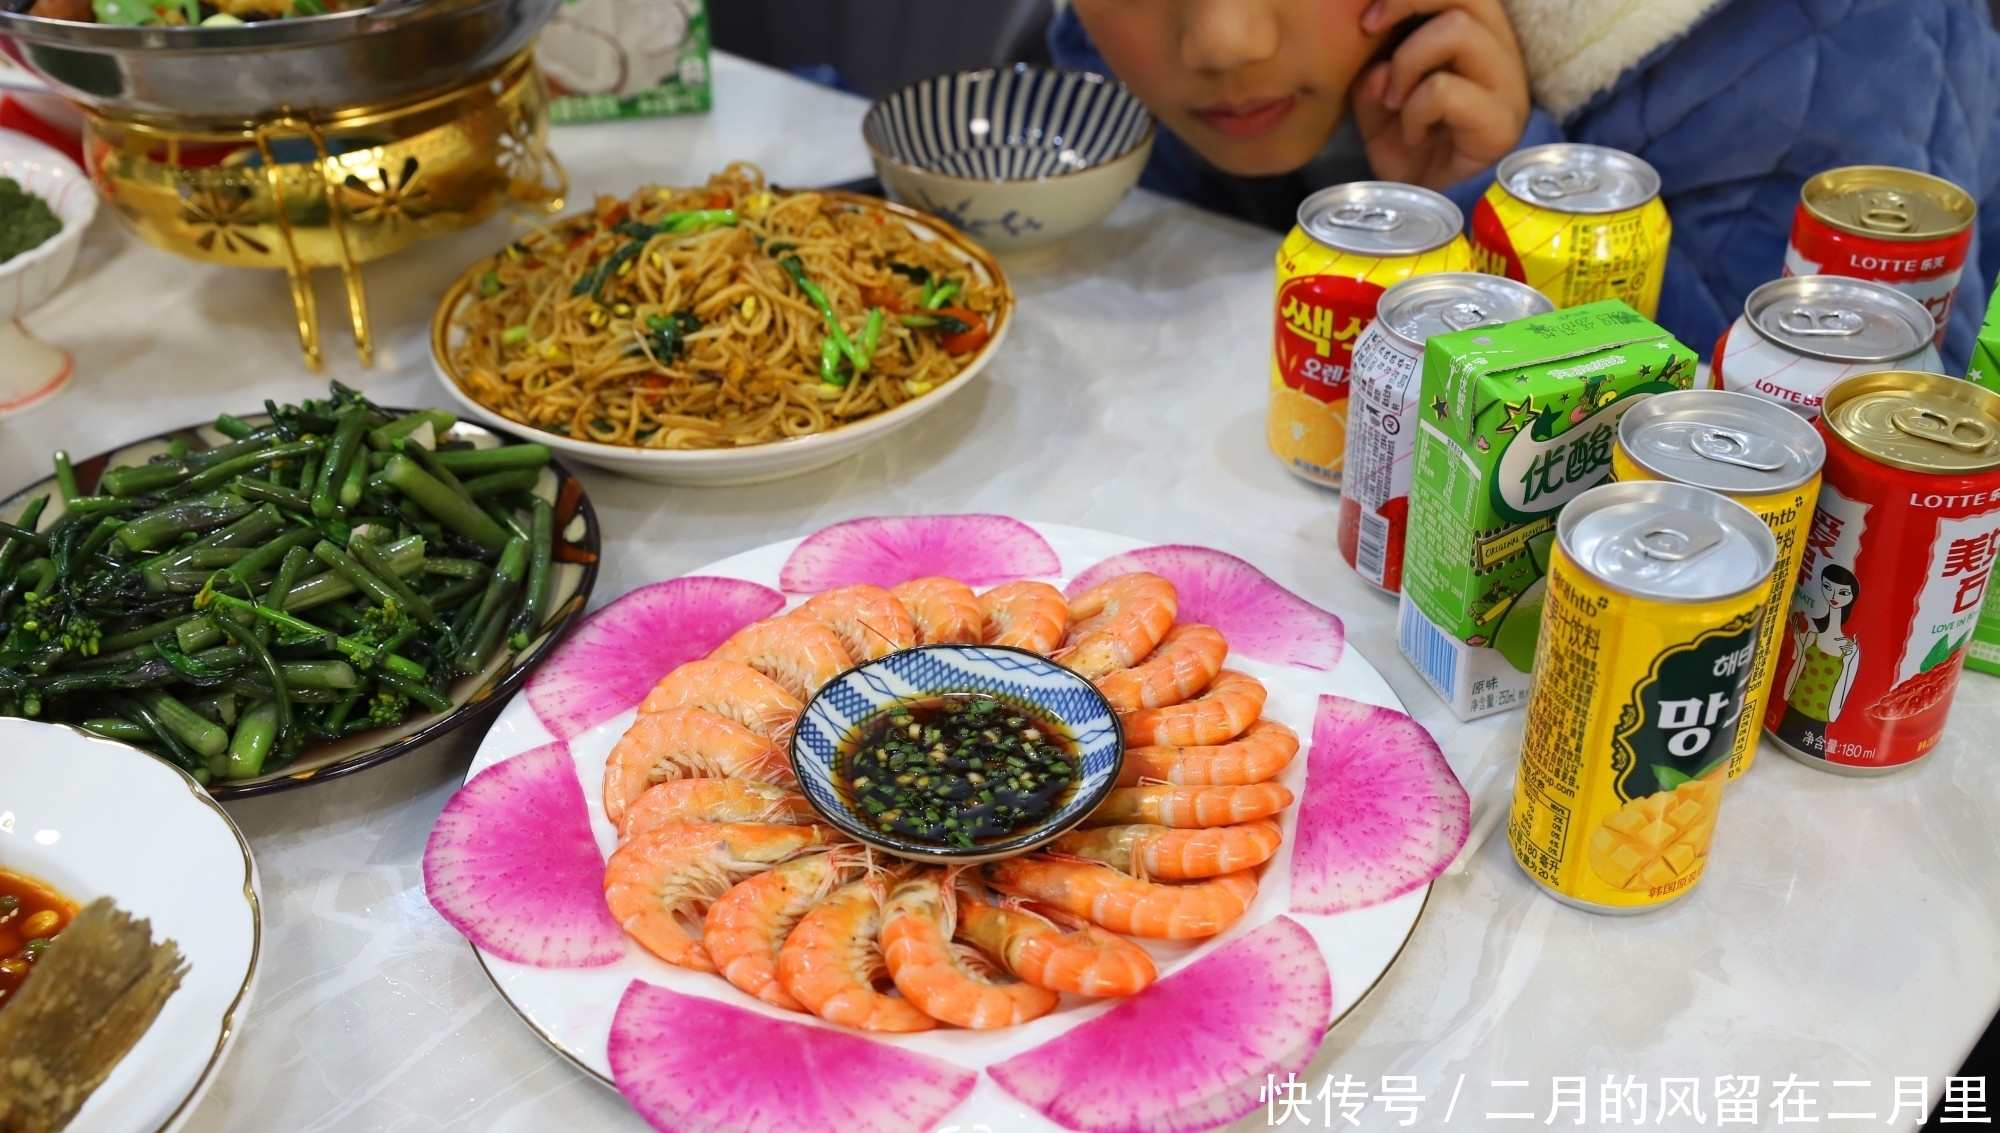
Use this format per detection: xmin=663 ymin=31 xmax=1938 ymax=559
xmin=1764 ymin=371 xmax=2000 ymax=774
xmin=1507 ymin=481 xmax=1776 ymax=913
xmin=1270 ymin=183 xmax=1471 ymax=487
xmin=1612 ymin=390 xmax=1825 ymax=780
xmin=1471 ymin=144 xmax=1670 ymax=318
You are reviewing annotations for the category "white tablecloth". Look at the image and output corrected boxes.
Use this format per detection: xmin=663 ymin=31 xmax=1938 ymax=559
xmin=0 ymin=51 xmax=1991 ymax=1133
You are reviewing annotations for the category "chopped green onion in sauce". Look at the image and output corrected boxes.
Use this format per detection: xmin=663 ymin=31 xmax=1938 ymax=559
xmin=836 ymin=694 xmax=1077 ymax=849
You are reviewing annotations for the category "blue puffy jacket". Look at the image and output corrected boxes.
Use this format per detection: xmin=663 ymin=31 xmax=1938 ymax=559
xmin=1050 ymin=0 xmax=2000 ymax=371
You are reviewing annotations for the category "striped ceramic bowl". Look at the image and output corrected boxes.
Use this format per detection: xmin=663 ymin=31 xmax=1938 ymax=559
xmin=863 ymin=64 xmax=1154 ymax=252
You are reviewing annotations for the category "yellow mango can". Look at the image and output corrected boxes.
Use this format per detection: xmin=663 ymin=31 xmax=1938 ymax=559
xmin=1471 ymin=144 xmax=1671 ymax=317
xmin=1507 ymin=481 xmax=1776 ymax=913
xmin=1611 ymin=390 xmax=1825 ymax=778
xmin=1270 ymin=183 xmax=1472 ymax=487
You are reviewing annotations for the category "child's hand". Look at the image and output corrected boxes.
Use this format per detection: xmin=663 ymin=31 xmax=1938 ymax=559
xmin=1349 ymin=0 xmax=1531 ymax=190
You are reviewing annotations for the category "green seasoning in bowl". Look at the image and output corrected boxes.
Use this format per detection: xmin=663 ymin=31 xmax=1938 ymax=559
xmin=0 ymin=179 xmax=60 ymax=265
xmin=838 ymin=694 xmax=1078 ymax=850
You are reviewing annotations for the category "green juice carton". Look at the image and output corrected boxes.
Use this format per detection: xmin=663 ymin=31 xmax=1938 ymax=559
xmin=1397 ymin=299 xmax=1698 ymax=719
xmin=1963 ymin=281 xmax=2000 ymax=676
xmin=539 ymin=0 xmax=712 ymax=124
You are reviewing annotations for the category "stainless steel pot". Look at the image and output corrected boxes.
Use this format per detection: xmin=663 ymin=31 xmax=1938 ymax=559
xmin=0 ymin=0 xmax=559 ymax=125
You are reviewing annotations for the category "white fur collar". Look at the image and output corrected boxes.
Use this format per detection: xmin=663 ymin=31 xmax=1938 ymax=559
xmin=1501 ymin=0 xmax=1729 ymax=119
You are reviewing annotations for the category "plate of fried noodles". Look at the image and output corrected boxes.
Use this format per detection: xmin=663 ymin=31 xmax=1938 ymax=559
xmin=431 ymin=164 xmax=1013 ymax=486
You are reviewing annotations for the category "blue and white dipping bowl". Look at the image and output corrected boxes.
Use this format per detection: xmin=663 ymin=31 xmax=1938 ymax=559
xmin=789 ymin=644 xmax=1125 ymax=863
xmin=863 ymin=65 xmax=1155 ymax=252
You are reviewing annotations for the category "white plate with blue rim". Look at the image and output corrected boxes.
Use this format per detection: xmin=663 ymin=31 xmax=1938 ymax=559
xmin=0 ymin=718 xmax=260 ymax=1133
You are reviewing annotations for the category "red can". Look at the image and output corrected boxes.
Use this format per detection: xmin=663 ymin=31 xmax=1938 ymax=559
xmin=1764 ymin=371 xmax=2000 ymax=774
xmin=1783 ymin=166 xmax=1976 ymax=348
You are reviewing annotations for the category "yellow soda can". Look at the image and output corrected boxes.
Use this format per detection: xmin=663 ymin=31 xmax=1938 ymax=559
xmin=1507 ymin=480 xmax=1776 ymax=913
xmin=1471 ymin=143 xmax=1671 ymax=317
xmin=1271 ymin=183 xmax=1471 ymax=487
xmin=1612 ymin=390 xmax=1825 ymax=779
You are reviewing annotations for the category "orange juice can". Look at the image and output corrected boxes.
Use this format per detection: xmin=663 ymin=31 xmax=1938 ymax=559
xmin=1471 ymin=143 xmax=1671 ymax=317
xmin=1270 ymin=183 xmax=1472 ymax=487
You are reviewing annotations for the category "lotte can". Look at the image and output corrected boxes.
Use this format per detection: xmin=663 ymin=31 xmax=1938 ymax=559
xmin=1764 ymin=371 xmax=2000 ymax=774
xmin=1710 ymin=275 xmax=1942 ymax=418
xmin=1785 ymin=165 xmax=1976 ymax=347
xmin=1338 ymin=273 xmax=1552 ymax=592
xmin=1612 ymin=390 xmax=1825 ymax=780
xmin=1471 ymin=143 xmax=1671 ymax=318
xmin=1270 ymin=183 xmax=1471 ymax=487
xmin=1508 ymin=481 xmax=1776 ymax=913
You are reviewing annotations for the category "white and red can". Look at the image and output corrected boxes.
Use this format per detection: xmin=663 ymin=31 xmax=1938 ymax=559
xmin=1783 ymin=166 xmax=1976 ymax=347
xmin=1337 ymin=272 xmax=1551 ymax=591
xmin=1765 ymin=371 xmax=2000 ymax=775
xmin=1710 ymin=276 xmax=1942 ymax=418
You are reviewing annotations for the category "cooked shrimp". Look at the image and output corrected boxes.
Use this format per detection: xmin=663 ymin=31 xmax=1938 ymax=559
xmin=778 ymin=875 xmax=936 ymax=1032
xmin=983 ymin=857 xmax=1258 ymax=939
xmin=707 ymin=616 xmax=853 ymax=701
xmin=1057 ymin=573 xmax=1178 ymax=679
xmin=880 ymin=871 xmax=1059 ymax=1029
xmin=1049 ymin=820 xmax=1283 ymax=879
xmin=795 ymin=584 xmax=917 ymax=660
xmin=1086 ymin=784 xmax=1294 ymax=829
xmin=1119 ymin=670 xmax=1267 ymax=746
xmin=1118 ymin=718 xmax=1299 ymax=786
xmin=604 ymin=708 xmax=796 ymax=828
xmin=978 ymin=581 xmax=1069 ymax=654
xmin=1095 ymin=623 xmax=1228 ymax=713
xmin=639 ymin=660 xmax=803 ymax=741
xmin=704 ymin=848 xmax=865 ymax=1011
xmin=620 ymin=778 xmax=819 ymax=839
xmin=890 ymin=577 xmax=983 ymax=645
xmin=603 ymin=823 xmax=838 ymax=970
xmin=954 ymin=885 xmax=1156 ymax=997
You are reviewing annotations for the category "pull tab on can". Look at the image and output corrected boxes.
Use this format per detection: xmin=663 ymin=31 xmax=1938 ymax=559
xmin=1859 ymin=190 xmax=1915 ymax=233
xmin=1593 ymin=509 xmax=1728 ymax=587
xmin=1890 ymin=405 xmax=1998 ymax=453
xmin=1440 ymin=301 xmax=1494 ymax=331
xmin=1326 ymin=202 xmax=1404 ymax=232
xmin=1689 ymin=426 xmax=1790 ymax=472
xmin=1528 ymin=167 xmax=1601 ymax=201
xmin=1776 ymin=304 xmax=1865 ymax=337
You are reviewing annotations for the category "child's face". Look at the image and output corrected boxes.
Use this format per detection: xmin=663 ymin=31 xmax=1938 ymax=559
xmin=1072 ymin=0 xmax=1388 ymax=177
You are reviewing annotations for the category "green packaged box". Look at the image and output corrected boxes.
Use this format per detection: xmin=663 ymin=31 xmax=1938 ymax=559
xmin=1399 ymin=299 xmax=1698 ymax=719
xmin=1966 ymin=281 xmax=2000 ymax=396
xmin=539 ymin=0 xmax=711 ymax=124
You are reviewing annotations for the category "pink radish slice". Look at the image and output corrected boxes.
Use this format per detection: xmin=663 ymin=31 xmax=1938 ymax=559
xmin=609 ymin=981 xmax=977 ymax=1133
xmin=1064 ymin=545 xmax=1343 ymax=670
xmin=1290 ymin=693 xmax=1469 ymax=915
xmin=525 ymin=576 xmax=785 ymax=739
xmin=778 ymin=514 xmax=1060 ymax=592
xmin=422 ymin=740 xmax=623 ymax=967
xmin=988 ymin=916 xmax=1331 ymax=1133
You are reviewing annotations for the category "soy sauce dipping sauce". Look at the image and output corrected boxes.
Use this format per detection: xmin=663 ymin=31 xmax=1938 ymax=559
xmin=836 ymin=694 xmax=1079 ymax=849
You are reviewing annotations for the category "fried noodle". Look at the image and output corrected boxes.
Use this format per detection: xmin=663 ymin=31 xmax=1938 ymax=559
xmin=449 ymin=163 xmax=1001 ymax=449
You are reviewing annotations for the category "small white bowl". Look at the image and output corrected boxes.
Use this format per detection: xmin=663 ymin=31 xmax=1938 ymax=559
xmin=0 ymin=129 xmax=96 ymax=417
xmin=864 ymin=65 xmax=1154 ymax=253
xmin=430 ymin=192 xmax=1013 ymax=487
xmin=0 ymin=719 xmax=260 ymax=1133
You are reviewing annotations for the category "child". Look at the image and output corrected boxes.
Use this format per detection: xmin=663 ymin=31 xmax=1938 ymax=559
xmin=1052 ymin=0 xmax=2000 ymax=372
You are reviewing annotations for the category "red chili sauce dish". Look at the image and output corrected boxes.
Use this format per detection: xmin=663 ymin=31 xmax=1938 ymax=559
xmin=0 ymin=868 xmax=77 ymax=1004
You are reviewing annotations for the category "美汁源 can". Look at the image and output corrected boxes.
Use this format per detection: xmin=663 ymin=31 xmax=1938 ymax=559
xmin=1613 ymin=390 xmax=1826 ymax=779
xmin=1786 ymin=165 xmax=1976 ymax=347
xmin=1340 ymin=273 xmax=1553 ymax=592
xmin=1270 ymin=183 xmax=1471 ymax=487
xmin=1508 ymin=480 xmax=1777 ymax=913
xmin=1711 ymin=275 xmax=1942 ymax=418
xmin=1765 ymin=371 xmax=2000 ymax=774
xmin=1471 ymin=143 xmax=1671 ymax=318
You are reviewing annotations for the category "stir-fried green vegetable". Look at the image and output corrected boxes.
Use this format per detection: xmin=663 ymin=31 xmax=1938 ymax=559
xmin=0 ymin=384 xmax=566 ymax=785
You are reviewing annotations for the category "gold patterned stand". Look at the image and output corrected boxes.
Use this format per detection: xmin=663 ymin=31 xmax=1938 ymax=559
xmin=82 ymin=50 xmax=566 ymax=370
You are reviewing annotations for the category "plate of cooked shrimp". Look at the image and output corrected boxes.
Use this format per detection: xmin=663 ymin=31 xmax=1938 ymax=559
xmin=422 ymin=515 xmax=1470 ymax=1133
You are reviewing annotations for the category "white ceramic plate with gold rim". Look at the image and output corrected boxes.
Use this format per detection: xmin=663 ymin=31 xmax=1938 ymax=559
xmin=0 ymin=718 xmax=260 ymax=1133
xmin=457 ymin=522 xmax=1429 ymax=1132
